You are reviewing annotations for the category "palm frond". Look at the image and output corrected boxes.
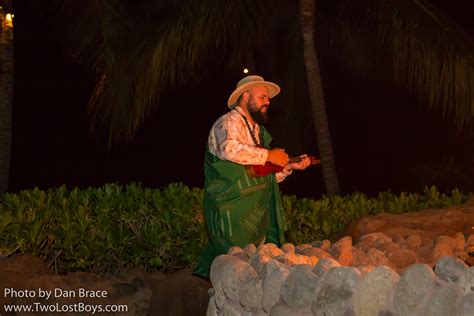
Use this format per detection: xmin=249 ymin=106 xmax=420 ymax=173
xmin=50 ymin=0 xmax=274 ymax=147
xmin=337 ymin=0 xmax=474 ymax=130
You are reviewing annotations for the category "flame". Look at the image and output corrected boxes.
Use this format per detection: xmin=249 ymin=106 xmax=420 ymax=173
xmin=4 ymin=13 xmax=13 ymax=28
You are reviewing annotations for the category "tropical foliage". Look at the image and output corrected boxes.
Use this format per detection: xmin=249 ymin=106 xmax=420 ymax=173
xmin=33 ymin=0 xmax=473 ymax=144
xmin=0 ymin=182 xmax=469 ymax=273
xmin=336 ymin=0 xmax=474 ymax=129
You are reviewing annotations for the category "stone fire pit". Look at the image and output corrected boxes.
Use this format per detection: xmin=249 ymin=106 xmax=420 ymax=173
xmin=207 ymin=232 xmax=474 ymax=315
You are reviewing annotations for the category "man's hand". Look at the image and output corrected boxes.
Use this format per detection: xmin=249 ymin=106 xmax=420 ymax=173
xmin=287 ymin=154 xmax=312 ymax=170
xmin=267 ymin=148 xmax=289 ymax=167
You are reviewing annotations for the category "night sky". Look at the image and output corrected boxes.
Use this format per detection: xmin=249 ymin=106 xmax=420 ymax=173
xmin=8 ymin=1 xmax=474 ymax=199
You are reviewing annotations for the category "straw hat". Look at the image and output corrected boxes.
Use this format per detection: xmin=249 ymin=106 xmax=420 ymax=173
xmin=227 ymin=75 xmax=280 ymax=108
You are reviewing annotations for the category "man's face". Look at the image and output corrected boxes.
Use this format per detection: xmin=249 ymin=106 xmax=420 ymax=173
xmin=247 ymin=86 xmax=270 ymax=125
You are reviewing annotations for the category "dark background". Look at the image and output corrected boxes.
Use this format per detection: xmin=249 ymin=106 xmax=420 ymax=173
xmin=8 ymin=1 xmax=474 ymax=199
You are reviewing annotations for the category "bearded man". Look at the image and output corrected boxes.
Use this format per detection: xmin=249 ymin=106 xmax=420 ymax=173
xmin=193 ymin=75 xmax=312 ymax=278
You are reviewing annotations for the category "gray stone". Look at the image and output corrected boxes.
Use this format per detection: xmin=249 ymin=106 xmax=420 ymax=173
xmin=269 ymin=304 xmax=313 ymax=316
xmin=421 ymin=238 xmax=434 ymax=248
xmin=393 ymin=263 xmax=437 ymax=315
xmin=375 ymin=238 xmax=392 ymax=248
xmin=352 ymin=247 xmax=372 ymax=266
xmin=432 ymin=236 xmax=456 ymax=262
xmin=366 ymin=248 xmax=390 ymax=267
xmin=228 ymin=246 xmax=244 ymax=255
xmin=312 ymin=258 xmax=341 ymax=277
xmin=344 ymin=307 xmax=357 ymax=316
xmin=295 ymin=244 xmax=313 ymax=254
xmin=355 ymin=237 xmax=375 ymax=252
xmin=206 ymin=232 xmax=474 ymax=316
xmin=257 ymin=243 xmax=284 ymax=258
xmin=299 ymin=247 xmax=332 ymax=259
xmin=387 ymin=249 xmax=418 ymax=274
xmin=454 ymin=250 xmax=469 ymax=262
xmin=434 ymin=256 xmax=468 ymax=283
xmin=214 ymin=289 xmax=227 ymax=309
xmin=458 ymin=292 xmax=474 ymax=316
xmin=321 ymin=239 xmax=331 ymax=250
xmin=391 ymin=234 xmax=403 ymax=242
xmin=355 ymin=264 xmax=375 ymax=277
xmin=264 ymin=259 xmax=286 ymax=278
xmin=233 ymin=251 xmax=250 ymax=262
xmin=275 ymin=252 xmax=314 ymax=266
xmin=249 ymin=253 xmax=272 ymax=280
xmin=312 ymin=267 xmax=362 ymax=316
xmin=377 ymin=241 xmax=400 ymax=254
xmin=281 ymin=265 xmax=319 ymax=309
xmin=467 ymin=243 xmax=474 ymax=254
xmin=262 ymin=263 xmax=289 ymax=313
xmin=281 ymin=243 xmax=295 ymax=253
xmin=206 ymin=296 xmax=218 ymax=316
xmin=208 ymin=287 xmax=215 ymax=297
xmin=353 ymin=266 xmax=399 ymax=316
xmin=458 ymin=266 xmax=474 ymax=295
xmin=467 ymin=234 xmax=474 ymax=246
xmin=244 ymin=244 xmax=257 ymax=257
xmin=417 ymin=246 xmax=434 ymax=265
xmin=219 ymin=257 xmax=259 ymax=304
xmin=210 ymin=255 xmax=237 ymax=306
xmin=454 ymin=232 xmax=466 ymax=251
xmin=331 ymin=235 xmax=353 ymax=249
xmin=406 ymin=234 xmax=422 ymax=251
xmin=221 ymin=300 xmax=252 ymax=316
xmin=210 ymin=255 xmax=239 ymax=288
xmin=311 ymin=240 xmax=331 ymax=250
xmin=359 ymin=232 xmax=391 ymax=246
xmin=392 ymin=234 xmax=406 ymax=247
xmin=249 ymin=309 xmax=267 ymax=316
xmin=330 ymin=236 xmax=354 ymax=266
xmin=416 ymin=285 xmax=461 ymax=316
xmin=229 ymin=246 xmax=250 ymax=262
xmin=467 ymin=235 xmax=474 ymax=254
xmin=240 ymin=277 xmax=264 ymax=310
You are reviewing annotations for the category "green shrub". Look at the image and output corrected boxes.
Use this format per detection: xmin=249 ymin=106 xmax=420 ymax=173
xmin=0 ymin=183 xmax=205 ymax=273
xmin=0 ymin=183 xmax=469 ymax=273
xmin=284 ymin=186 xmax=470 ymax=244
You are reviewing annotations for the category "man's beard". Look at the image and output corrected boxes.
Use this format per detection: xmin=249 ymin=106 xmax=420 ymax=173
xmin=248 ymin=100 xmax=269 ymax=125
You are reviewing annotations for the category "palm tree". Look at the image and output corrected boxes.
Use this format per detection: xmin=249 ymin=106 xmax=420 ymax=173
xmin=0 ymin=0 xmax=14 ymax=193
xmin=40 ymin=0 xmax=473 ymax=194
xmin=299 ymin=0 xmax=340 ymax=194
xmin=335 ymin=0 xmax=473 ymax=130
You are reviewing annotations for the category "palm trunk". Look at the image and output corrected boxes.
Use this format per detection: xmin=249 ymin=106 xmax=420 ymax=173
xmin=0 ymin=6 xmax=14 ymax=193
xmin=299 ymin=0 xmax=340 ymax=195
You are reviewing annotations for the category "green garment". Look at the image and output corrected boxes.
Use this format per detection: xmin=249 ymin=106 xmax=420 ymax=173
xmin=193 ymin=126 xmax=287 ymax=277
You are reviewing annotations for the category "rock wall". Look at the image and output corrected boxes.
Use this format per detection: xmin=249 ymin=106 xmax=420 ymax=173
xmin=346 ymin=198 xmax=474 ymax=241
xmin=207 ymin=232 xmax=474 ymax=315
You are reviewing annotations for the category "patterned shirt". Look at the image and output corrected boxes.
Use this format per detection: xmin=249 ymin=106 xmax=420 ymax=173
xmin=208 ymin=106 xmax=292 ymax=183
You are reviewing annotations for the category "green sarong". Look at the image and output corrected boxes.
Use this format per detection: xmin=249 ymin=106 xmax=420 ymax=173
xmin=193 ymin=127 xmax=287 ymax=277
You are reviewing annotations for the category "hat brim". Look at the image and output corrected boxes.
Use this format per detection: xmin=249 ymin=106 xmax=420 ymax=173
xmin=227 ymin=81 xmax=280 ymax=108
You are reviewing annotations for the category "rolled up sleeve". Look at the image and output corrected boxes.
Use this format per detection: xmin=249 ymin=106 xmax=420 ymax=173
xmin=208 ymin=112 xmax=268 ymax=165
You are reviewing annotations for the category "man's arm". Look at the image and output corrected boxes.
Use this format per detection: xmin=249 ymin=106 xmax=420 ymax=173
xmin=275 ymin=155 xmax=313 ymax=183
xmin=208 ymin=113 xmax=288 ymax=166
